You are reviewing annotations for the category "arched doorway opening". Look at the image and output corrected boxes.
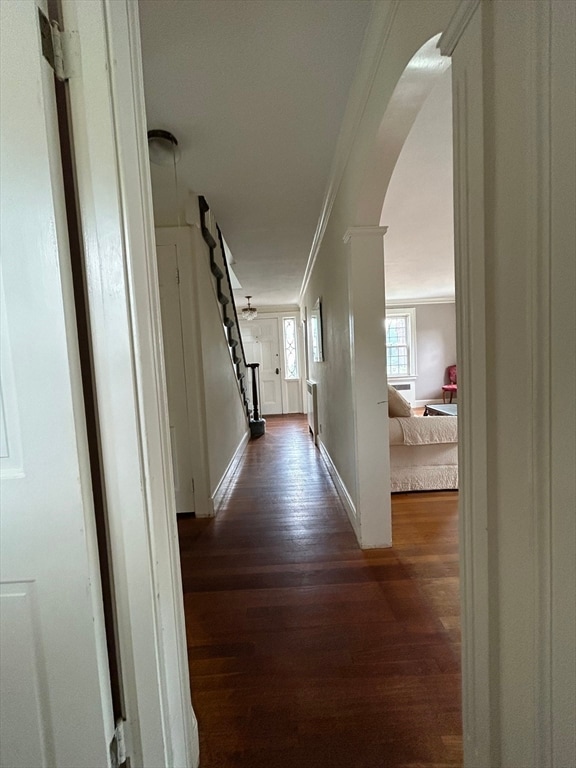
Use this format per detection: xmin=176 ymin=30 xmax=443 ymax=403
xmin=352 ymin=35 xmax=455 ymax=542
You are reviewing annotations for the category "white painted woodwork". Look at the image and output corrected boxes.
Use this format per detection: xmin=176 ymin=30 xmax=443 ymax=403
xmin=344 ymin=227 xmax=392 ymax=548
xmin=443 ymin=2 xmax=576 ymax=764
xmin=61 ymin=1 xmax=198 ymax=764
xmin=0 ymin=1 xmax=114 ymax=765
xmin=444 ymin=8 xmax=491 ymax=765
xmin=240 ymin=317 xmax=283 ymax=415
xmin=156 ymin=226 xmax=212 ymax=519
xmin=157 ymin=243 xmax=195 ymax=513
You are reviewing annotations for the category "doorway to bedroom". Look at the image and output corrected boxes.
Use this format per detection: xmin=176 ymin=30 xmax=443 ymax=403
xmin=377 ymin=46 xmax=458 ymax=506
xmin=378 ymin=38 xmax=461 ymax=711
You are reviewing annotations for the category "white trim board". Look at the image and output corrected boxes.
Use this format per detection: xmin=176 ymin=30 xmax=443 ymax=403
xmin=62 ymin=1 xmax=198 ymax=764
xmin=238 ymin=304 xmax=300 ymax=314
xmin=386 ymin=297 xmax=455 ymax=307
xmin=212 ymin=430 xmax=250 ymax=514
xmin=317 ymin=439 xmax=359 ymax=541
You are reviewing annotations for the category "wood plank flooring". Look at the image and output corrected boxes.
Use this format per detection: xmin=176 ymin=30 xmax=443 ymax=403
xmin=178 ymin=415 xmax=462 ymax=768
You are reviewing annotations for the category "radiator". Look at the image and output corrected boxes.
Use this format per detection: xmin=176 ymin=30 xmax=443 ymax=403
xmin=390 ymin=379 xmax=416 ymax=405
xmin=306 ymin=380 xmax=318 ymax=443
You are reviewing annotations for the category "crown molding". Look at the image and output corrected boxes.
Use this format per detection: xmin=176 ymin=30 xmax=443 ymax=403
xmin=343 ymin=225 xmax=388 ymax=243
xmin=386 ymin=296 xmax=455 ymax=307
xmin=236 ymin=303 xmax=300 ymax=315
xmin=437 ymin=0 xmax=480 ymax=57
xmin=299 ymin=0 xmax=401 ymax=303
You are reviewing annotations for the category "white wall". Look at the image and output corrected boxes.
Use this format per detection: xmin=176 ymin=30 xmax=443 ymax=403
xmin=192 ymin=226 xmax=249 ymax=504
xmin=414 ymin=303 xmax=456 ymax=401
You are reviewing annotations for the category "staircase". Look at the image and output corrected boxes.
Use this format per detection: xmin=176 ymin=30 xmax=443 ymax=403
xmin=198 ymin=196 xmax=263 ymax=434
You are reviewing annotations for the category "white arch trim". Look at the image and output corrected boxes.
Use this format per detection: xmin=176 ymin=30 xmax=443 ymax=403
xmin=356 ymin=34 xmax=450 ymax=225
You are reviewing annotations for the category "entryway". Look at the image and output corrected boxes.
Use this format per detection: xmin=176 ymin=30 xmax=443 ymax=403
xmin=239 ymin=317 xmax=283 ymax=414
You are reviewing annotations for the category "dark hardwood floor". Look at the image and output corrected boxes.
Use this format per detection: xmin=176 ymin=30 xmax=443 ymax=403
xmin=178 ymin=415 xmax=462 ymax=768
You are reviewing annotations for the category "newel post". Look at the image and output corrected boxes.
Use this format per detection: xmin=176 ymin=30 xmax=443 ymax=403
xmin=247 ymin=363 xmax=265 ymax=437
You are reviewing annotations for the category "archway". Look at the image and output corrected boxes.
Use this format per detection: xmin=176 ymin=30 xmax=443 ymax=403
xmin=351 ymin=35 xmax=454 ymax=543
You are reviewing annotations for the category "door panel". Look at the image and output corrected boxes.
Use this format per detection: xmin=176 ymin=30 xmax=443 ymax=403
xmin=0 ymin=1 xmax=114 ymax=766
xmin=157 ymin=244 xmax=195 ymax=512
xmin=240 ymin=318 xmax=283 ymax=415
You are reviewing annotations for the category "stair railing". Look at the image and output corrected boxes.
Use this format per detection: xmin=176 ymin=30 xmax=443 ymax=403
xmin=198 ymin=196 xmax=262 ymax=430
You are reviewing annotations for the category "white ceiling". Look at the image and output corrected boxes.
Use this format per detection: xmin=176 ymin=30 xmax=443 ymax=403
xmin=381 ymin=68 xmax=455 ymax=303
xmin=138 ymin=0 xmax=372 ymax=307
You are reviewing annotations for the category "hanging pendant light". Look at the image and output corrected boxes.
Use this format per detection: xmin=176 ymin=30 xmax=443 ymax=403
xmin=242 ymin=296 xmax=258 ymax=321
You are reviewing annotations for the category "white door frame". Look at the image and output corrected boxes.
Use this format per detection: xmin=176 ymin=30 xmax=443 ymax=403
xmin=155 ymin=226 xmax=213 ymax=519
xmin=61 ymin=1 xmax=197 ymax=765
xmin=1 ymin=2 xmax=114 ymax=764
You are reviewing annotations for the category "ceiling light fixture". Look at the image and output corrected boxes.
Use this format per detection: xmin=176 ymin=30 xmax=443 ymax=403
xmin=242 ymin=296 xmax=257 ymax=321
xmin=147 ymin=129 xmax=182 ymax=227
xmin=147 ymin=129 xmax=180 ymax=166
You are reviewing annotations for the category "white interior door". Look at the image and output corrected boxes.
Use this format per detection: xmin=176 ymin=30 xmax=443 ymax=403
xmin=0 ymin=1 xmax=114 ymax=766
xmin=240 ymin=318 xmax=283 ymax=415
xmin=157 ymin=244 xmax=195 ymax=513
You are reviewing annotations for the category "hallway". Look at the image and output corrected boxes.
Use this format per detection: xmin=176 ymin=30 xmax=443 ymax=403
xmin=178 ymin=415 xmax=462 ymax=767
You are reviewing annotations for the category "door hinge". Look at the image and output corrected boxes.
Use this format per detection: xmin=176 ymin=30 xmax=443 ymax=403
xmin=38 ymin=8 xmax=76 ymax=82
xmin=110 ymin=718 xmax=128 ymax=768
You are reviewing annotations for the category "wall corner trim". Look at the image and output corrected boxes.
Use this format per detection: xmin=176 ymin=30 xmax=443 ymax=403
xmin=317 ymin=440 xmax=359 ymax=539
xmin=212 ymin=429 xmax=250 ymax=514
xmin=437 ymin=0 xmax=480 ymax=57
xmin=343 ymin=225 xmax=388 ymax=244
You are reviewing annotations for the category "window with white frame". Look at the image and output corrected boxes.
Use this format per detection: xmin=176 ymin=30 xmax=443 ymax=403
xmin=283 ymin=317 xmax=299 ymax=379
xmin=385 ymin=308 xmax=417 ymax=378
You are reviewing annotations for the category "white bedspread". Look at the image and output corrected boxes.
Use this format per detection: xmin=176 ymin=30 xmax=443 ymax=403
xmin=394 ymin=415 xmax=457 ymax=446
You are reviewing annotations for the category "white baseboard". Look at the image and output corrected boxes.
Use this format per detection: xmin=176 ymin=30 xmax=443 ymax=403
xmin=317 ymin=439 xmax=359 ymax=538
xmin=211 ymin=429 xmax=250 ymax=514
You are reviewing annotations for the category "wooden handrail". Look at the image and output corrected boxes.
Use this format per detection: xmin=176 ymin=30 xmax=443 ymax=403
xmin=198 ymin=195 xmax=260 ymax=426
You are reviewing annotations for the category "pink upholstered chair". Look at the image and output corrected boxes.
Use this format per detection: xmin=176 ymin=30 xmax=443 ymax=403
xmin=442 ymin=365 xmax=458 ymax=403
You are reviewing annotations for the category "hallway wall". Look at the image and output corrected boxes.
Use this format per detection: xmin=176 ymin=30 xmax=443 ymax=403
xmin=301 ymin=1 xmax=576 ymax=766
xmin=301 ymin=0 xmax=456 ymax=528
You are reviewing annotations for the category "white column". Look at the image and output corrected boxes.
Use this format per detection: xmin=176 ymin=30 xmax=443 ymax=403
xmin=344 ymin=226 xmax=391 ymax=548
xmin=441 ymin=1 xmax=576 ymax=766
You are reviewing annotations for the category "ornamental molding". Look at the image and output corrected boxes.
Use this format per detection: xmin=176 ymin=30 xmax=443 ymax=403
xmin=437 ymin=0 xmax=481 ymax=57
xmin=343 ymin=226 xmax=388 ymax=244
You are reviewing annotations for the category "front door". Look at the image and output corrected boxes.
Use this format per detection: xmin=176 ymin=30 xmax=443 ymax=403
xmin=0 ymin=2 xmax=114 ymax=765
xmin=240 ymin=317 xmax=283 ymax=415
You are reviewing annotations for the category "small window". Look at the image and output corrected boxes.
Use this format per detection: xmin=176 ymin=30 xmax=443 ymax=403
xmin=283 ymin=317 xmax=299 ymax=379
xmin=385 ymin=308 xmax=416 ymax=378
